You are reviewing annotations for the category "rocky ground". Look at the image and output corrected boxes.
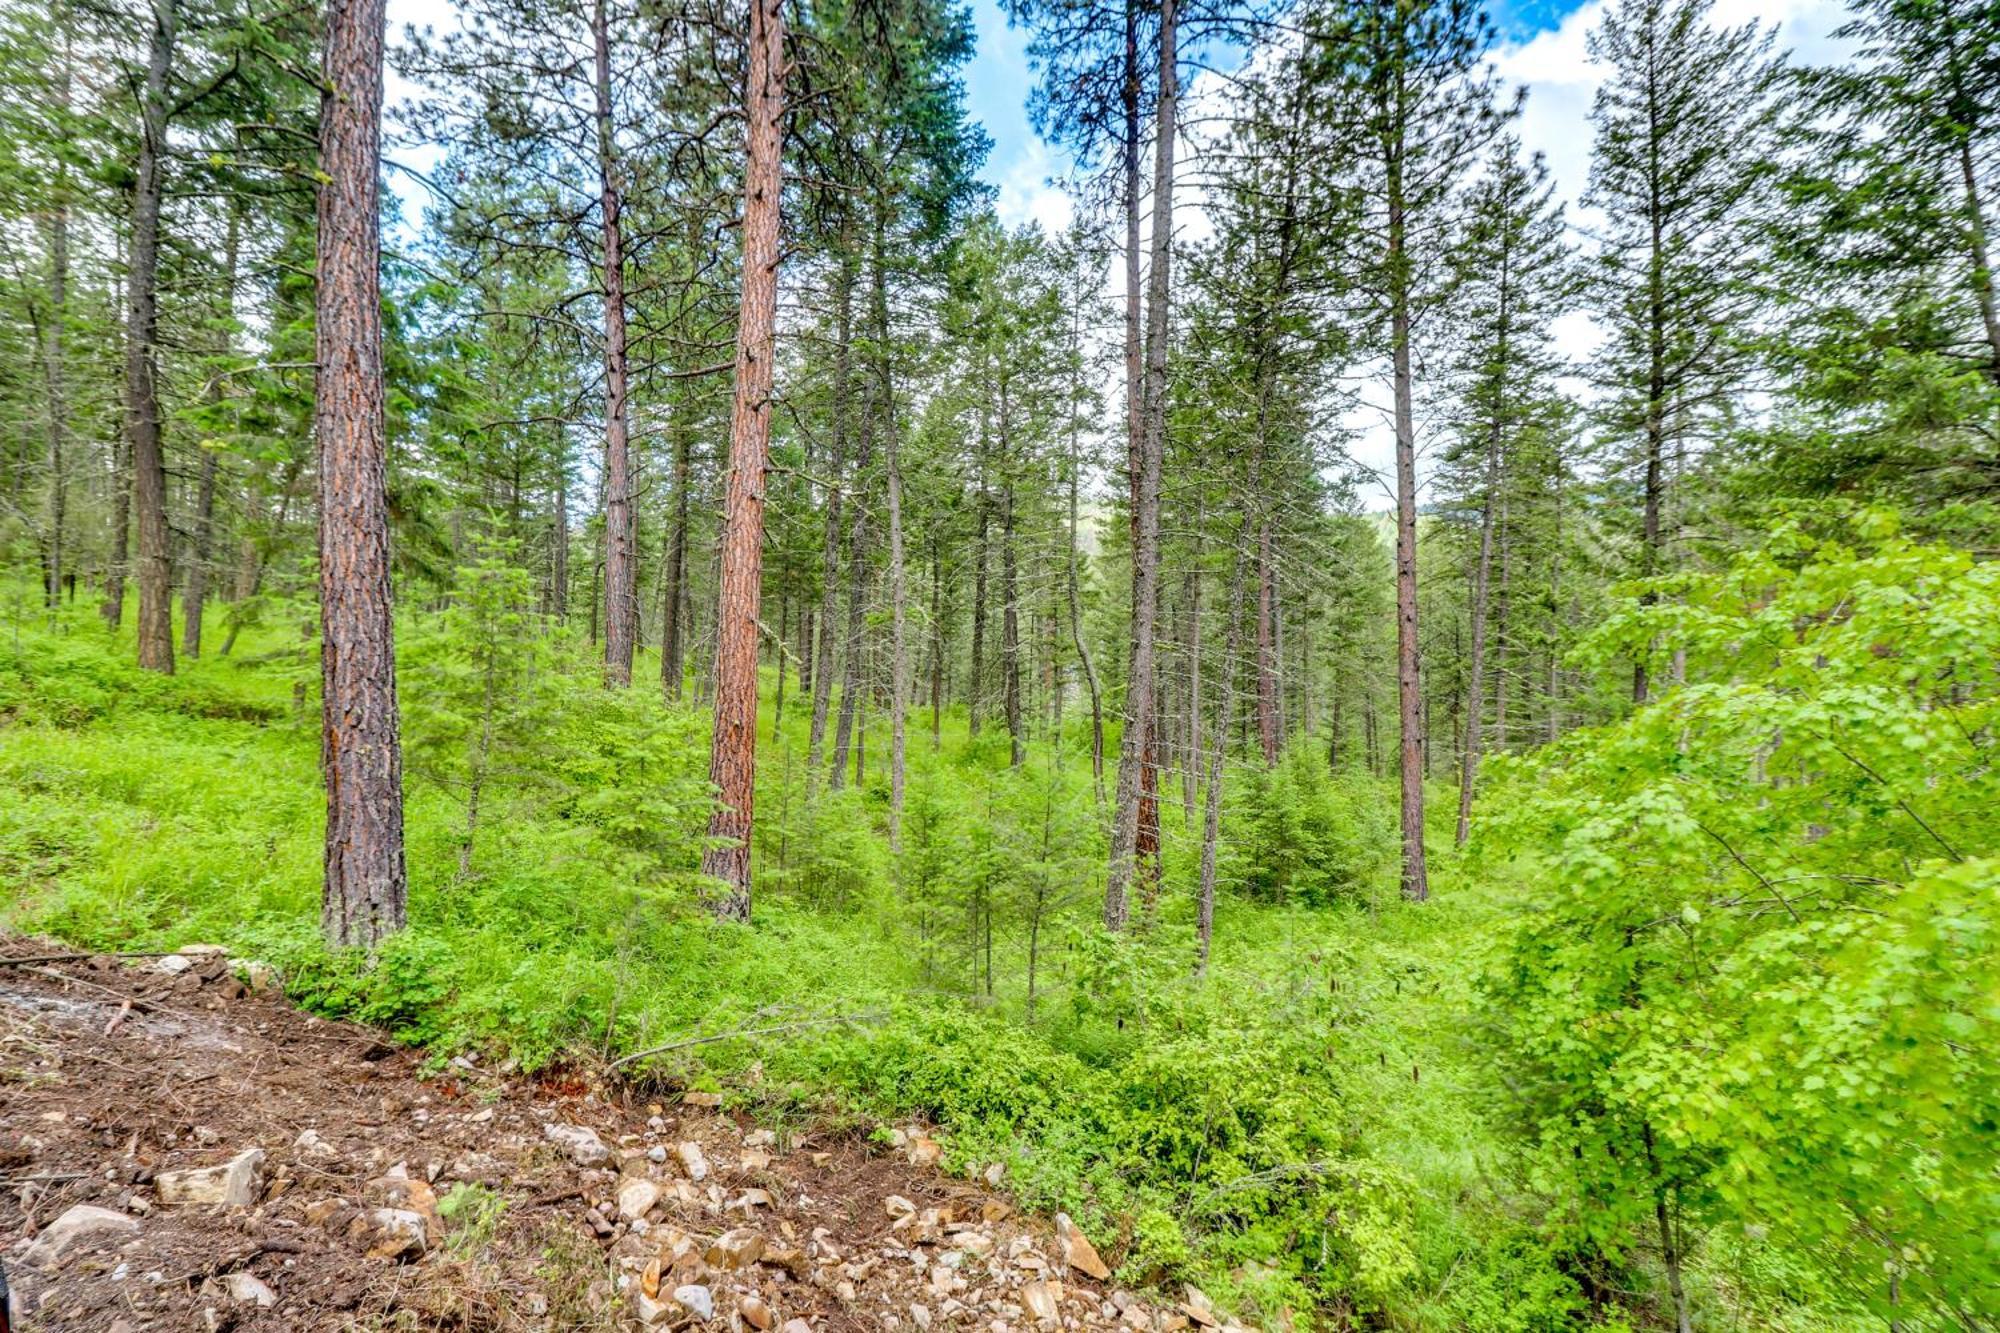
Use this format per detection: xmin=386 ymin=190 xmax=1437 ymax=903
xmin=0 ymin=940 xmax=1252 ymax=1333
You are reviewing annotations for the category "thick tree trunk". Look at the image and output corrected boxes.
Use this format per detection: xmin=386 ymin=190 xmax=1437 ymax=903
xmin=129 ymin=0 xmax=175 ymax=673
xmin=1388 ymin=147 xmax=1429 ymax=903
xmin=593 ymin=0 xmax=636 ymax=687
xmin=317 ymin=0 xmax=406 ymax=946
xmin=699 ymin=0 xmax=784 ymax=918
xmin=1107 ymin=0 xmax=1175 ymax=929
xmin=184 ymin=208 xmax=239 ymax=659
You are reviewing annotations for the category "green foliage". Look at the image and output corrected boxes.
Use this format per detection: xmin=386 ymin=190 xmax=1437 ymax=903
xmin=1228 ymin=741 xmax=1395 ymax=907
xmin=1478 ymin=511 xmax=1999 ymax=1327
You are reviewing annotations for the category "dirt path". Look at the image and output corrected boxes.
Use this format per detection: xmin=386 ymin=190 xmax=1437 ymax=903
xmin=0 ymin=941 xmax=1234 ymax=1333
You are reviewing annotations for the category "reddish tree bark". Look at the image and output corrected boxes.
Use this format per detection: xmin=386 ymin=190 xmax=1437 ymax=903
xmin=701 ymin=0 xmax=786 ymax=919
xmin=316 ymin=0 xmax=407 ymax=946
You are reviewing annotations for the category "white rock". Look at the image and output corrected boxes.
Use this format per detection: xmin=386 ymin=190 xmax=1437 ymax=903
xmin=617 ymin=1177 xmax=663 ymax=1222
xmin=674 ymin=1140 xmax=710 ymax=1182
xmin=156 ymin=1148 xmax=265 ymax=1208
xmin=674 ymin=1283 xmax=716 ymax=1320
xmin=544 ymin=1123 xmax=610 ymax=1167
xmin=222 ymin=1272 xmax=277 ymax=1307
xmin=293 ymin=1129 xmax=337 ymax=1161
xmin=151 ymin=954 xmax=195 ymax=976
xmin=22 ymin=1205 xmax=140 ymax=1268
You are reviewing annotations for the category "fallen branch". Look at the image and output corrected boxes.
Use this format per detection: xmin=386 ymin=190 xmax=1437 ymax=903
xmin=609 ymin=1012 xmax=887 ymax=1071
xmin=0 ymin=951 xmax=181 ymax=968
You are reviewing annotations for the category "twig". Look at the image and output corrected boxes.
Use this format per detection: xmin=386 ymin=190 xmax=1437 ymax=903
xmin=609 ymin=1012 xmax=887 ymax=1070
xmin=0 ymin=951 xmax=180 ymax=968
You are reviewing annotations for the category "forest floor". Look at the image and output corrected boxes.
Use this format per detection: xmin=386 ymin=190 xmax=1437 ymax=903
xmin=0 ymin=938 xmax=1225 ymax=1333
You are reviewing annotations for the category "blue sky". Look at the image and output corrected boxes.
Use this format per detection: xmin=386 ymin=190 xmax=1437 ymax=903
xmin=960 ymin=0 xmax=1594 ymax=225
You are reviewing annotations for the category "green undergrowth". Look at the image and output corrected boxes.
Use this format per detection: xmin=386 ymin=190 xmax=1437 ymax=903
xmin=0 ymin=594 xmax=1868 ymax=1331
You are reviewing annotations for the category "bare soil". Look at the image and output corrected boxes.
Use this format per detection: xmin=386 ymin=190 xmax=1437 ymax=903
xmin=0 ymin=939 xmax=1213 ymax=1333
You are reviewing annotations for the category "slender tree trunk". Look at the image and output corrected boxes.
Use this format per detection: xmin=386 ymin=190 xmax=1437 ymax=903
xmin=593 ymin=0 xmax=635 ymax=687
xmin=551 ymin=432 xmax=569 ymax=621
xmin=1387 ymin=114 xmax=1428 ymax=903
xmin=40 ymin=52 xmax=70 ymax=614
xmin=1255 ymin=518 xmax=1279 ymax=765
xmin=931 ymin=530 xmax=944 ymax=750
xmin=1958 ymin=135 xmax=2000 ymax=375
xmin=807 ymin=252 xmax=853 ymax=775
xmin=876 ymin=219 xmax=909 ymax=851
xmin=1455 ymin=428 xmax=1499 ymax=847
xmin=1108 ymin=0 xmax=1175 ymax=928
xmin=1002 ymin=478 xmax=1024 ymax=768
xmin=1181 ymin=557 xmax=1200 ymax=820
xmin=1067 ymin=450 xmax=1105 ymax=809
xmin=317 ymin=0 xmax=406 ymax=946
xmin=661 ymin=391 xmax=693 ymax=697
xmin=969 ymin=402 xmax=990 ymax=737
xmin=830 ymin=347 xmax=875 ymax=791
xmin=129 ymin=0 xmax=175 ymax=673
xmin=699 ymin=0 xmax=784 ymax=918
xmin=184 ymin=208 xmax=239 ymax=659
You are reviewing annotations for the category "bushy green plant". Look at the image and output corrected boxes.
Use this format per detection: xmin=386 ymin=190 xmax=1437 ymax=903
xmin=1229 ymin=741 xmax=1394 ymax=908
xmin=1478 ymin=510 xmax=1999 ymax=1327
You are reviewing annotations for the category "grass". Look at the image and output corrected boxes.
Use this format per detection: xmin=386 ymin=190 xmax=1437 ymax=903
xmin=0 ymin=591 xmax=1821 ymax=1330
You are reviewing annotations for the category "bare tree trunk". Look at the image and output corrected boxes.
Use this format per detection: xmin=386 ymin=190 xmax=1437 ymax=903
xmin=1067 ymin=450 xmax=1105 ymax=809
xmin=593 ymin=0 xmax=635 ymax=687
xmin=317 ymin=0 xmax=406 ymax=946
xmin=969 ymin=399 xmax=990 ymax=737
xmin=876 ymin=220 xmax=908 ymax=851
xmin=806 ymin=252 xmax=853 ymax=774
xmin=1180 ymin=559 xmax=1199 ymax=820
xmin=40 ymin=49 xmax=70 ymax=614
xmin=1198 ymin=503 xmax=1255 ymax=977
xmin=1003 ymin=480 xmax=1024 ymax=767
xmin=661 ymin=392 xmax=693 ymax=697
xmin=1107 ymin=0 xmax=1175 ymax=928
xmin=1255 ymin=518 xmax=1279 ymax=765
xmin=1388 ymin=141 xmax=1428 ymax=903
xmin=830 ymin=363 xmax=874 ymax=791
xmin=700 ymin=0 xmax=784 ymax=918
xmin=1455 ymin=420 xmax=1501 ymax=846
xmin=551 ymin=432 xmax=569 ymax=621
xmin=184 ymin=207 xmax=239 ymax=659
xmin=129 ymin=0 xmax=176 ymax=673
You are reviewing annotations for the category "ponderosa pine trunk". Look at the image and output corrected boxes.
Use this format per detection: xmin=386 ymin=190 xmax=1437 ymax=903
xmin=1107 ymin=0 xmax=1175 ymax=929
xmin=593 ymin=0 xmax=636 ymax=688
xmin=129 ymin=0 xmax=175 ymax=674
xmin=699 ymin=0 xmax=784 ymax=919
xmin=317 ymin=0 xmax=406 ymax=946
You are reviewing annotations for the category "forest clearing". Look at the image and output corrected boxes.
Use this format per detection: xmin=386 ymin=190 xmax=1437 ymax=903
xmin=0 ymin=0 xmax=1995 ymax=1325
